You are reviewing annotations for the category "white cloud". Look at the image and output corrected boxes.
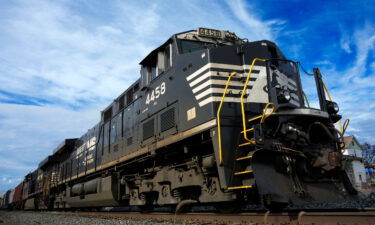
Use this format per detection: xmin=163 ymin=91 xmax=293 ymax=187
xmin=0 ymin=103 xmax=101 ymax=184
xmin=0 ymin=0 xmax=282 ymax=109
xmin=0 ymin=0 xmax=282 ymax=191
xmin=313 ymin=23 xmax=375 ymax=143
xmin=0 ymin=176 xmax=23 ymax=187
xmin=340 ymin=39 xmax=352 ymax=54
xmin=0 ymin=0 xmax=148 ymax=106
xmin=340 ymin=31 xmax=352 ymax=54
xmin=225 ymin=0 xmax=285 ymax=41
xmin=340 ymin=24 xmax=375 ymax=83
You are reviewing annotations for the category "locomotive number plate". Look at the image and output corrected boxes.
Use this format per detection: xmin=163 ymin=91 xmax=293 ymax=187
xmin=198 ymin=28 xmax=222 ymax=39
xmin=145 ymin=82 xmax=166 ymax=105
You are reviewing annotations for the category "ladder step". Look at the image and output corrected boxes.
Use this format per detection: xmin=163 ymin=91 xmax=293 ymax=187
xmin=234 ymin=170 xmax=253 ymax=175
xmin=282 ymin=146 xmax=301 ymax=153
xmin=236 ymin=155 xmax=253 ymax=161
xmin=240 ymin=128 xmax=254 ymax=134
xmin=248 ymin=115 xmax=262 ymax=122
xmin=238 ymin=141 xmax=255 ymax=147
xmin=227 ymin=185 xmax=253 ymax=190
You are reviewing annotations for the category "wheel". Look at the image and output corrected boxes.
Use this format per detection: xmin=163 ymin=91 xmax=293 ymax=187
xmin=174 ymin=199 xmax=198 ymax=213
xmin=261 ymin=194 xmax=288 ymax=211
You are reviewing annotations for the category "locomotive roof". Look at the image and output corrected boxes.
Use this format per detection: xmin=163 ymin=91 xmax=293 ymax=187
xmin=38 ymin=155 xmax=60 ymax=170
xmin=140 ymin=37 xmax=172 ymax=65
xmin=52 ymin=138 xmax=77 ymax=155
xmin=140 ymin=28 xmax=244 ymax=65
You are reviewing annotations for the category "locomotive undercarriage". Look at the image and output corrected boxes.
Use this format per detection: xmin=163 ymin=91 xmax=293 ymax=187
xmin=122 ymin=132 xmax=240 ymax=209
xmin=51 ymin=131 xmax=242 ymax=211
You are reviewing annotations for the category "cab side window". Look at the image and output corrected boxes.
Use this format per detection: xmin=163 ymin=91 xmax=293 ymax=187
xmin=110 ymin=119 xmax=117 ymax=145
xmin=141 ymin=42 xmax=173 ymax=90
xmin=110 ymin=113 xmax=122 ymax=144
xmin=157 ymin=44 xmax=172 ymax=76
xmin=164 ymin=44 xmax=172 ymax=71
xmin=126 ymin=89 xmax=133 ymax=105
xmin=103 ymin=122 xmax=110 ymax=150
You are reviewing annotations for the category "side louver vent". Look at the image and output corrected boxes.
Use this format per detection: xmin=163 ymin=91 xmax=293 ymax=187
xmin=160 ymin=108 xmax=175 ymax=132
xmin=143 ymin=119 xmax=154 ymax=140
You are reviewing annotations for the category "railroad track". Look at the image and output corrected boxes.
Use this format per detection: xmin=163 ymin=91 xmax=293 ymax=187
xmin=46 ymin=209 xmax=375 ymax=225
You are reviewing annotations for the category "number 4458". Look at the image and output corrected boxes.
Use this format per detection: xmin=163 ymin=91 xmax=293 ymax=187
xmin=145 ymin=82 xmax=166 ymax=105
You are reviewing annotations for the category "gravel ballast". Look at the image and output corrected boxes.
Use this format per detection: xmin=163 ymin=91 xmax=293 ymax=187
xmin=0 ymin=211 xmax=200 ymax=225
xmin=1 ymin=191 xmax=374 ymax=225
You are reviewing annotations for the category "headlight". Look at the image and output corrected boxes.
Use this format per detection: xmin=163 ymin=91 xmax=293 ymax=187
xmin=278 ymin=90 xmax=291 ymax=103
xmin=326 ymin=101 xmax=339 ymax=114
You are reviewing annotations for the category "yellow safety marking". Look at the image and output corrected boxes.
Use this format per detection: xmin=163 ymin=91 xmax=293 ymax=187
xmin=234 ymin=170 xmax=253 ymax=175
xmin=227 ymin=185 xmax=253 ymax=190
xmin=236 ymin=155 xmax=253 ymax=161
xmin=217 ymin=72 xmax=238 ymax=166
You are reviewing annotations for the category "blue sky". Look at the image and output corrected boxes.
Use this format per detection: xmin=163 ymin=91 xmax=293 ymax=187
xmin=0 ymin=0 xmax=374 ymax=192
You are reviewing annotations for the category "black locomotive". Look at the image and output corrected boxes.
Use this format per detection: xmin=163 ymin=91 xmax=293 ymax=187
xmin=3 ymin=28 xmax=356 ymax=211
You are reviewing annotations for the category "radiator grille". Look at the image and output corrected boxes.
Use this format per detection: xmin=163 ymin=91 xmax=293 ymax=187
xmin=160 ymin=108 xmax=175 ymax=132
xmin=143 ymin=119 xmax=154 ymax=140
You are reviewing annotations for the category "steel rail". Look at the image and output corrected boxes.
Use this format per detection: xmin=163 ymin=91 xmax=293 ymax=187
xmin=39 ymin=209 xmax=375 ymax=225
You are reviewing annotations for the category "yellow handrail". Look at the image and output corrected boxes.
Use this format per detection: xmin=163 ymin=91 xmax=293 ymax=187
xmin=302 ymin=91 xmax=310 ymax=108
xmin=282 ymin=146 xmax=301 ymax=153
xmin=217 ymin=72 xmax=237 ymax=165
xmin=247 ymin=102 xmax=275 ymax=123
xmin=322 ymin=81 xmax=343 ymax=134
xmin=240 ymin=58 xmax=267 ymax=142
xmin=260 ymin=102 xmax=275 ymax=123
xmin=342 ymin=118 xmax=350 ymax=136
xmin=340 ymin=119 xmax=350 ymax=153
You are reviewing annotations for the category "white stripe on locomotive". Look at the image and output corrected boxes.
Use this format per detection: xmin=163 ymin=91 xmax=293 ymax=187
xmin=187 ymin=63 xmax=264 ymax=81
xmin=186 ymin=63 xmax=269 ymax=106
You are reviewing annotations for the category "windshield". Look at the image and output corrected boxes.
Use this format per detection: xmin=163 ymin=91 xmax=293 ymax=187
xmin=269 ymin=60 xmax=302 ymax=108
xmin=179 ymin=40 xmax=214 ymax=54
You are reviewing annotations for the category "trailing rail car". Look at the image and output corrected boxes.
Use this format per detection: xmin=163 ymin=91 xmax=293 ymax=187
xmin=4 ymin=28 xmax=357 ymax=211
xmin=11 ymin=182 xmax=24 ymax=209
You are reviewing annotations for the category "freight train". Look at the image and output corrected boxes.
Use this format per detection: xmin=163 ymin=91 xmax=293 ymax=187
xmin=1 ymin=28 xmax=356 ymax=212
